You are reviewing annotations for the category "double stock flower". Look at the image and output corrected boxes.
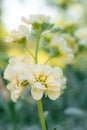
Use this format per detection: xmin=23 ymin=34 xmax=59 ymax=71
xmin=4 ymin=14 xmax=73 ymax=102
xmin=4 ymin=55 xmax=66 ymax=102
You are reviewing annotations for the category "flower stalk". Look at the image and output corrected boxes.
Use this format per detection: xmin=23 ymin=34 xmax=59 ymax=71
xmin=35 ymin=35 xmax=47 ymax=130
xmin=25 ymin=46 xmax=35 ymax=59
xmin=35 ymin=34 xmax=40 ymax=64
xmin=44 ymin=57 xmax=50 ymax=65
xmin=4 ymin=13 xmax=72 ymax=130
xmin=37 ymin=100 xmax=46 ymax=130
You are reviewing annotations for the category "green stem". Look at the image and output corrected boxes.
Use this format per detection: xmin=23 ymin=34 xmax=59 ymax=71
xmin=44 ymin=57 xmax=50 ymax=65
xmin=37 ymin=100 xmax=46 ymax=130
xmin=35 ymin=35 xmax=40 ymax=64
xmin=10 ymin=103 xmax=16 ymax=130
xmin=34 ymin=35 xmax=46 ymax=130
xmin=25 ymin=46 xmax=35 ymax=59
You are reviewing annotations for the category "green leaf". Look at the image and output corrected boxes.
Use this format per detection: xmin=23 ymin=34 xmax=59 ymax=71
xmin=18 ymin=37 xmax=27 ymax=44
xmin=42 ymin=23 xmax=54 ymax=31
xmin=49 ymin=47 xmax=58 ymax=58
xmin=41 ymin=38 xmax=50 ymax=47
xmin=32 ymin=23 xmax=41 ymax=31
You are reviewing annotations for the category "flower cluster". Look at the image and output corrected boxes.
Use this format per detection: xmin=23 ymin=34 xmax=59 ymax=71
xmin=50 ymin=35 xmax=73 ymax=63
xmin=4 ymin=14 xmax=74 ymax=102
xmin=4 ymin=55 xmax=66 ymax=102
xmin=74 ymin=27 xmax=87 ymax=46
xmin=5 ymin=25 xmax=29 ymax=43
xmin=21 ymin=14 xmax=50 ymax=25
xmin=4 ymin=55 xmax=31 ymax=102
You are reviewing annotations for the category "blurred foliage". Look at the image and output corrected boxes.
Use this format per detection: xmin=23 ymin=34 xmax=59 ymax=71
xmin=0 ymin=0 xmax=87 ymax=130
xmin=46 ymin=0 xmax=87 ymax=9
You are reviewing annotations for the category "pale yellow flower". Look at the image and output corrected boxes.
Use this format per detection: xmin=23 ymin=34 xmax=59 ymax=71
xmin=50 ymin=35 xmax=74 ymax=63
xmin=5 ymin=25 xmax=29 ymax=43
xmin=4 ymin=56 xmax=66 ymax=101
xmin=21 ymin=14 xmax=50 ymax=25
xmin=28 ymin=64 xmax=66 ymax=100
xmin=75 ymin=27 xmax=87 ymax=39
xmin=4 ymin=55 xmax=31 ymax=81
xmin=4 ymin=55 xmax=31 ymax=101
xmin=7 ymin=79 xmax=24 ymax=102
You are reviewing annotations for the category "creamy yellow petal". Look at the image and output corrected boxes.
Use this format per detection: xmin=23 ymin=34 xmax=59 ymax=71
xmin=46 ymin=90 xmax=61 ymax=100
xmin=31 ymin=88 xmax=43 ymax=100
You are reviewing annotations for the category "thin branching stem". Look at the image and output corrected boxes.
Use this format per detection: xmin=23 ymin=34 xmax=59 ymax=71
xmin=44 ymin=57 xmax=50 ymax=65
xmin=34 ymin=34 xmax=47 ymax=130
xmin=25 ymin=46 xmax=35 ymax=59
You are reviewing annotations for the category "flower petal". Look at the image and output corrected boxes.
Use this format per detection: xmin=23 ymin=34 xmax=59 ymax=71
xmin=31 ymin=88 xmax=43 ymax=100
xmin=46 ymin=90 xmax=61 ymax=100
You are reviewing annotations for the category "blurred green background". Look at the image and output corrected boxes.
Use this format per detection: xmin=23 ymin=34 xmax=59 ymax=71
xmin=0 ymin=0 xmax=87 ymax=130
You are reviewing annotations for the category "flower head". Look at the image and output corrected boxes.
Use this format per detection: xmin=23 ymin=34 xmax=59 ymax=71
xmin=75 ymin=27 xmax=87 ymax=39
xmin=28 ymin=64 xmax=66 ymax=100
xmin=5 ymin=25 xmax=29 ymax=43
xmin=4 ymin=55 xmax=31 ymax=102
xmin=21 ymin=14 xmax=50 ymax=25
xmin=50 ymin=35 xmax=74 ymax=63
xmin=4 ymin=57 xmax=66 ymax=101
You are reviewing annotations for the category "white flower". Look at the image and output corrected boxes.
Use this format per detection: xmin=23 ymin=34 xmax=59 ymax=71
xmin=5 ymin=25 xmax=29 ymax=43
xmin=7 ymin=79 xmax=23 ymax=102
xmin=28 ymin=64 xmax=66 ymax=100
xmin=4 ymin=55 xmax=31 ymax=102
xmin=21 ymin=14 xmax=50 ymax=25
xmin=75 ymin=27 xmax=87 ymax=39
xmin=4 ymin=56 xmax=66 ymax=101
xmin=50 ymin=36 xmax=74 ymax=63
xmin=4 ymin=55 xmax=31 ymax=81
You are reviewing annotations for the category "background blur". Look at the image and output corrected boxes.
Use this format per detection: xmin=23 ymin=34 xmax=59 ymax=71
xmin=0 ymin=0 xmax=87 ymax=130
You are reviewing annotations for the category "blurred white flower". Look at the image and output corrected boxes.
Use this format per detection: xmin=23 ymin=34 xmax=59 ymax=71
xmin=5 ymin=25 xmax=29 ymax=43
xmin=75 ymin=27 xmax=87 ymax=39
xmin=21 ymin=14 xmax=50 ymax=25
xmin=50 ymin=36 xmax=74 ymax=63
xmin=28 ymin=64 xmax=66 ymax=100
xmin=4 ymin=55 xmax=31 ymax=102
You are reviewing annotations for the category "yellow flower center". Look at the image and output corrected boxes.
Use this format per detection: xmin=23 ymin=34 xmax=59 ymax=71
xmin=39 ymin=74 xmax=47 ymax=82
xmin=21 ymin=80 xmax=28 ymax=86
xmin=34 ymin=73 xmax=47 ymax=83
